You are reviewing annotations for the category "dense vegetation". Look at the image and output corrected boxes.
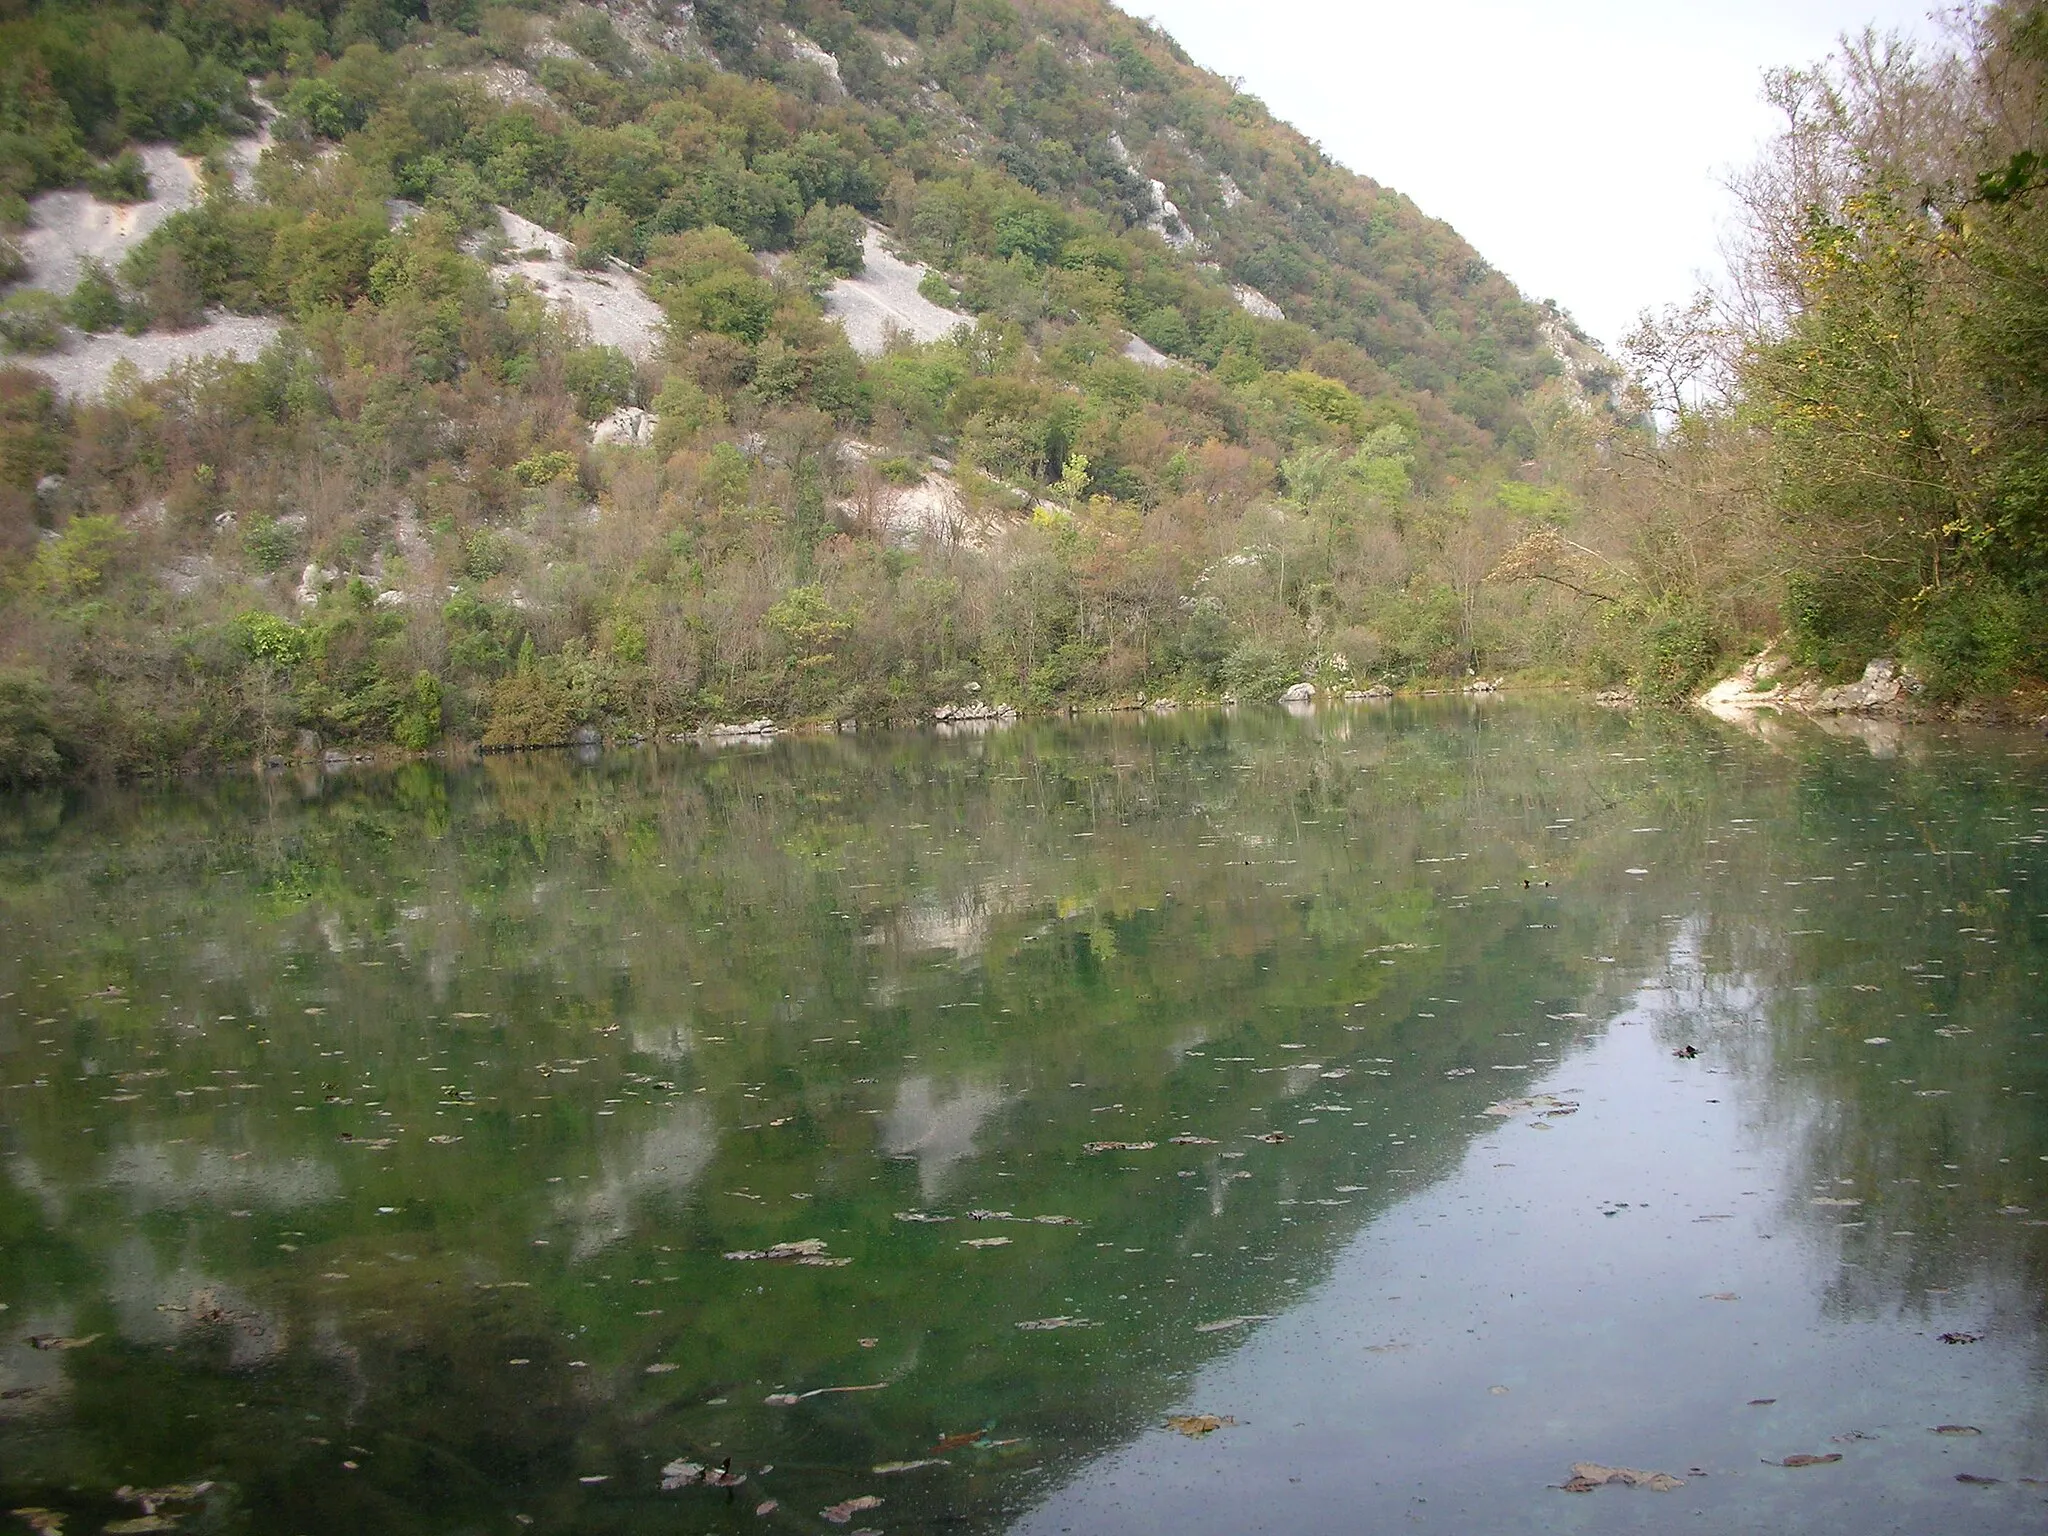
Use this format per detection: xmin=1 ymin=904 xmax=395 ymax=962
xmin=0 ymin=0 xmax=2043 ymax=783
xmin=1563 ymin=7 xmax=2048 ymax=707
xmin=0 ymin=0 xmax=1611 ymax=779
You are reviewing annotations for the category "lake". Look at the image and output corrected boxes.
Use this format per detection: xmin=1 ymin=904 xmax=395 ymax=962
xmin=2 ymin=701 xmax=2045 ymax=1534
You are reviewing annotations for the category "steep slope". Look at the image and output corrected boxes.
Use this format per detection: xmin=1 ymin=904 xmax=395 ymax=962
xmin=0 ymin=0 xmax=1611 ymax=780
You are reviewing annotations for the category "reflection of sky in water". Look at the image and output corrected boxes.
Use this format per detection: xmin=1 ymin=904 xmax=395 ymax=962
xmin=881 ymin=1075 xmax=1011 ymax=1198
xmin=558 ymin=1103 xmax=718 ymax=1258
xmin=1015 ymin=911 xmax=2045 ymax=1535
xmin=103 ymin=1143 xmax=344 ymax=1210
xmin=0 ymin=705 xmax=2043 ymax=1535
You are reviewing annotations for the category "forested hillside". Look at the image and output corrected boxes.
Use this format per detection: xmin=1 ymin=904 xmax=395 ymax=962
xmin=0 ymin=0 xmax=1621 ymax=778
xmin=3 ymin=0 xmax=2041 ymax=783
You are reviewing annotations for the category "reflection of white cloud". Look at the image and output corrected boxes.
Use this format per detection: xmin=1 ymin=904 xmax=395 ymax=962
xmin=103 ymin=1144 xmax=342 ymax=1210
xmin=880 ymin=1076 xmax=1010 ymax=1199
xmin=104 ymin=1237 xmax=285 ymax=1366
xmin=559 ymin=1104 xmax=717 ymax=1258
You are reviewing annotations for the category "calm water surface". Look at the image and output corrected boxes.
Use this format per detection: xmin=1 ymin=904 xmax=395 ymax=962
xmin=2 ymin=702 xmax=2046 ymax=1535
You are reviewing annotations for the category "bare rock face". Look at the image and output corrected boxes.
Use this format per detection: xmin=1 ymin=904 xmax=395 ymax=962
xmin=821 ymin=227 xmax=972 ymax=358
xmin=591 ymin=406 xmax=657 ymax=447
xmin=933 ymin=702 xmax=1018 ymax=724
xmin=1700 ymin=647 xmax=1924 ymax=722
xmin=1280 ymin=682 xmax=1316 ymax=702
xmin=1806 ymin=657 xmax=1921 ymax=714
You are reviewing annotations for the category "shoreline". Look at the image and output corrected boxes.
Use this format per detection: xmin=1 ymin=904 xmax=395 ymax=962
xmin=15 ymin=674 xmax=2045 ymax=791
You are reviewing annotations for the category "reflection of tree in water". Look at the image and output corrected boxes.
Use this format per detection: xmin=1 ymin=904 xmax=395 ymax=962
xmin=1690 ymin=736 xmax=2048 ymax=1442
xmin=5 ymin=705 xmax=2038 ymax=1530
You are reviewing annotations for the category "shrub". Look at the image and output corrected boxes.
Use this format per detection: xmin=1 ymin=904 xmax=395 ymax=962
xmin=1221 ymin=639 xmax=1301 ymax=701
xmin=0 ymin=669 xmax=64 ymax=786
xmin=1784 ymin=569 xmax=1894 ymax=678
xmin=563 ymin=344 xmax=635 ymax=420
xmin=1633 ymin=608 xmax=1720 ymax=705
xmin=242 ymin=517 xmax=302 ymax=572
xmin=795 ymin=202 xmax=865 ymax=277
xmin=512 ymin=450 xmax=578 ymax=487
xmin=84 ymin=150 xmax=152 ymax=204
xmin=142 ymin=247 xmax=208 ymax=331
xmin=462 ymin=528 xmax=508 ymax=580
xmin=483 ymin=641 xmax=575 ymax=747
xmin=1902 ymin=577 xmax=2045 ymax=700
xmin=66 ymin=260 xmax=128 ymax=334
xmin=684 ymin=269 xmax=775 ymax=343
xmin=0 ymin=292 xmax=67 ymax=355
xmin=390 ymin=670 xmax=444 ymax=749
xmin=232 ymin=610 xmax=310 ymax=666
xmin=649 ymin=374 xmax=722 ymax=453
xmin=27 ymin=515 xmax=125 ymax=598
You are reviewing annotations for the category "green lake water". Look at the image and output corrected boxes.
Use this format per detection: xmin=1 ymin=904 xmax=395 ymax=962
xmin=2 ymin=701 xmax=2046 ymax=1534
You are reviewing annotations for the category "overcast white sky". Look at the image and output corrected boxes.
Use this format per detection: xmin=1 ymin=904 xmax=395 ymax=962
xmin=1127 ymin=0 xmax=1942 ymax=348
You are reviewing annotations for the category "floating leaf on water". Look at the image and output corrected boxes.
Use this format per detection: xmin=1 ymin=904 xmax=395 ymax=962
xmin=26 ymin=1334 xmax=99 ymax=1351
xmin=113 ymin=1486 xmax=211 ymax=1515
xmin=723 ymin=1239 xmax=850 ymax=1266
xmin=754 ymin=1500 xmax=778 ymax=1516
xmin=1165 ymin=1414 xmax=1236 ymax=1437
xmin=427 ymin=1135 xmax=462 ymax=1145
xmin=873 ymin=1459 xmax=947 ymax=1474
xmin=965 ymin=1210 xmax=1014 ymax=1221
xmin=764 ymin=1381 xmax=889 ymax=1404
xmin=820 ymin=1495 xmax=882 ymax=1524
xmin=1559 ymin=1463 xmax=1685 ymax=1493
xmin=1485 ymin=1095 xmax=1577 ymax=1118
xmin=934 ymin=1430 xmax=986 ymax=1452
xmin=1030 ymin=1215 xmax=1080 ymax=1226
xmin=1932 ymin=1425 xmax=1982 ymax=1436
xmin=1167 ymin=1135 xmax=1217 ymax=1145
xmin=1083 ymin=1141 xmax=1157 ymax=1153
xmin=1193 ymin=1315 xmax=1274 ymax=1334
xmin=1015 ymin=1317 xmax=1092 ymax=1331
xmin=645 ymin=1363 xmax=680 ymax=1374
xmin=1704 ymin=1293 xmax=1741 ymax=1302
xmin=1956 ymin=1473 xmax=2002 ymax=1485
xmin=660 ymin=1459 xmax=745 ymax=1491
xmin=1939 ymin=1332 xmax=1982 ymax=1345
xmin=1249 ymin=1132 xmax=1290 ymax=1144
xmin=1771 ymin=1454 xmax=1843 ymax=1468
xmin=962 ymin=1237 xmax=1011 ymax=1249
xmin=1749 ymin=1399 xmax=1777 ymax=1407
xmin=894 ymin=1211 xmax=953 ymax=1223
